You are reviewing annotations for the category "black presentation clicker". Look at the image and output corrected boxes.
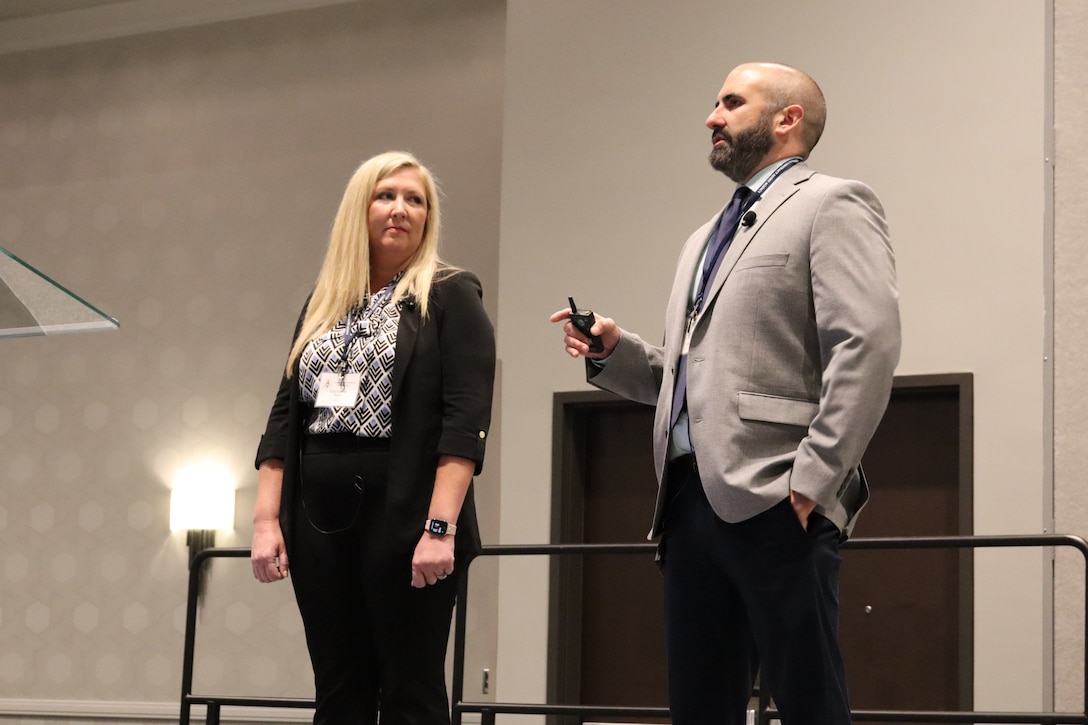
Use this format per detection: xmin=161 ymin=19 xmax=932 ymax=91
xmin=568 ymin=296 xmax=604 ymax=353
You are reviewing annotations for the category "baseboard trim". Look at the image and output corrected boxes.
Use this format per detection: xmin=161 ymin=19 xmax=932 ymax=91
xmin=0 ymin=698 xmax=481 ymax=723
xmin=0 ymin=698 xmax=311 ymax=722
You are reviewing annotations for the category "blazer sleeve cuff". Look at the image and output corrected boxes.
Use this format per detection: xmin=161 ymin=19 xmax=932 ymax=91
xmin=254 ymin=433 xmax=287 ymax=469
xmin=438 ymin=429 xmax=488 ymax=475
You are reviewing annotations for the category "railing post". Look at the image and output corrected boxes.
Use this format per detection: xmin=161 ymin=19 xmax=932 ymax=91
xmin=179 ymin=548 xmax=211 ymax=725
xmin=1081 ymin=535 xmax=1088 ymax=724
xmin=451 ymin=563 xmax=471 ymax=725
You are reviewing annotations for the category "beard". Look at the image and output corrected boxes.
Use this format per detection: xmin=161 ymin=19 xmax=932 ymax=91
xmin=708 ymin=115 xmax=775 ymax=183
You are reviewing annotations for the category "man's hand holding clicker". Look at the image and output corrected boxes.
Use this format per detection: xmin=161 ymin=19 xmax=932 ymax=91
xmin=549 ymin=308 xmax=619 ymax=359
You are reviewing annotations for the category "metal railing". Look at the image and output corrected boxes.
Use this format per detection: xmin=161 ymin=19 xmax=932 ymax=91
xmin=181 ymin=534 xmax=1088 ymax=725
xmin=179 ymin=547 xmax=314 ymax=725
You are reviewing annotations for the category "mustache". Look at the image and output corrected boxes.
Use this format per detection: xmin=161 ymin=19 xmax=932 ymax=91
xmin=711 ymin=126 xmax=732 ymax=143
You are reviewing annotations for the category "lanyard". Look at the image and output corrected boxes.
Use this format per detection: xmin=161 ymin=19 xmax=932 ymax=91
xmin=338 ymin=274 xmax=401 ymax=377
xmin=690 ymin=156 xmax=802 ymax=320
xmin=339 ymin=308 xmax=363 ymax=379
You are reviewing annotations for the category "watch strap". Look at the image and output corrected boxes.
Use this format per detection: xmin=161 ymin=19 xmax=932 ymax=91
xmin=425 ymin=518 xmax=457 ymax=536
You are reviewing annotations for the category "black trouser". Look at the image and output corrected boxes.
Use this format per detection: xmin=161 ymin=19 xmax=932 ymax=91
xmin=660 ymin=457 xmax=851 ymax=725
xmin=290 ymin=434 xmax=459 ymax=724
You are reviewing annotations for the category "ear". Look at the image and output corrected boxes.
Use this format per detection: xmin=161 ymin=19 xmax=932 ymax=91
xmin=774 ymin=104 xmax=804 ymax=139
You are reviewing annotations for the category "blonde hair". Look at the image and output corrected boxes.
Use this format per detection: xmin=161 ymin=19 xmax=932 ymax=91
xmin=286 ymin=151 xmax=454 ymax=376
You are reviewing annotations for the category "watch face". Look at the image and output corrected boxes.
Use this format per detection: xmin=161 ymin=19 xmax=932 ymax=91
xmin=428 ymin=519 xmax=448 ymax=535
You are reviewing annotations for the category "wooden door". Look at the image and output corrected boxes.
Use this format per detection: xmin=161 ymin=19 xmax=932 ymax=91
xmin=549 ymin=395 xmax=666 ymax=724
xmin=839 ymin=376 xmax=973 ymax=722
xmin=550 ymin=374 xmax=972 ymax=724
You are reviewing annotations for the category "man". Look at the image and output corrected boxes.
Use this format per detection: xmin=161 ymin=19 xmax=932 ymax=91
xmin=551 ymin=62 xmax=900 ymax=724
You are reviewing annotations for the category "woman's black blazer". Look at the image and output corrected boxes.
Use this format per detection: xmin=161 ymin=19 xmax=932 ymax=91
xmin=255 ymin=269 xmax=496 ymax=560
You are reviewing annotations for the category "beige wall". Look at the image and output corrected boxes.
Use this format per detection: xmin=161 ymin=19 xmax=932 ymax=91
xmin=497 ymin=0 xmax=1051 ymax=717
xmin=0 ymin=0 xmax=504 ymax=720
xmin=1054 ymin=0 xmax=1088 ymax=712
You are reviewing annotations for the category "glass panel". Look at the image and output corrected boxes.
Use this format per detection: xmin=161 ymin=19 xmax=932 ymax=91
xmin=0 ymin=245 xmax=119 ymax=338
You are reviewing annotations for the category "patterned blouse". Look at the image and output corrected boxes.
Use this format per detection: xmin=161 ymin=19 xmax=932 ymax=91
xmin=298 ymin=278 xmax=402 ymax=437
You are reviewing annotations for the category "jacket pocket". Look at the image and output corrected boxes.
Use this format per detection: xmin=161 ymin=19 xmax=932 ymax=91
xmin=734 ymin=253 xmax=789 ymax=271
xmin=737 ymin=391 xmax=818 ymax=427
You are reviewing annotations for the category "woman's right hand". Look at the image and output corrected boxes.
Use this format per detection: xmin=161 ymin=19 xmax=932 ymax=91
xmin=251 ymin=519 xmax=289 ymax=583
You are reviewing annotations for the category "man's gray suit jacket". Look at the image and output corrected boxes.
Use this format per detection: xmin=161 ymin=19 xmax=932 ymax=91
xmin=588 ymin=162 xmax=901 ymax=539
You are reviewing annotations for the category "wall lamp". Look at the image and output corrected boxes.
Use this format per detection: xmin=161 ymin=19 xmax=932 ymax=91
xmin=169 ymin=461 xmax=236 ymax=570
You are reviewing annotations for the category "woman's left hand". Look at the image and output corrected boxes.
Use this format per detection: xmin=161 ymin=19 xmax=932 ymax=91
xmin=411 ymin=533 xmax=456 ymax=588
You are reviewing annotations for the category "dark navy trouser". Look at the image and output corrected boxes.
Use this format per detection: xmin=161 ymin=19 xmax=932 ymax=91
xmin=660 ymin=457 xmax=851 ymax=725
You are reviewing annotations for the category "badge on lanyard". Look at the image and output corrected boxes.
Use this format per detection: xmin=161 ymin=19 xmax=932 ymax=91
xmin=315 ymin=372 xmax=362 ymax=408
xmin=314 ymin=305 xmax=367 ymax=408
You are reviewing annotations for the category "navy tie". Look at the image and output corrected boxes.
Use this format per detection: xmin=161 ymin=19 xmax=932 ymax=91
xmin=701 ymin=186 xmax=754 ymax=289
xmin=670 ymin=185 xmax=754 ymax=426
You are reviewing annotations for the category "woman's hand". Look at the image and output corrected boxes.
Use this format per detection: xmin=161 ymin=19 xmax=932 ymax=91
xmin=411 ymin=533 xmax=455 ymax=588
xmin=251 ymin=459 xmax=288 ymax=582
xmin=251 ymin=518 xmax=289 ymax=583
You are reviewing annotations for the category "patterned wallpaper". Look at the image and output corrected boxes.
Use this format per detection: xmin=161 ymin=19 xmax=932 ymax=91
xmin=0 ymin=0 xmax=504 ymax=718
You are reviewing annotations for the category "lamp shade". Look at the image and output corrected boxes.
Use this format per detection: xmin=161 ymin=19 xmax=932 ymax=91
xmin=169 ymin=461 xmax=236 ymax=531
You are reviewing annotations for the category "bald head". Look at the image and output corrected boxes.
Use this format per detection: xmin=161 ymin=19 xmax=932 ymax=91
xmin=733 ymin=62 xmax=826 ymax=156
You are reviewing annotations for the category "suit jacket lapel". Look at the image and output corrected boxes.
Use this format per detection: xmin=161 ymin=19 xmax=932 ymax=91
xmin=699 ymin=164 xmax=814 ymax=317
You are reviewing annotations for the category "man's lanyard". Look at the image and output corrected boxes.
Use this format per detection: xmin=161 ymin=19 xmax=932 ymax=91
xmin=690 ymin=156 xmax=802 ymax=320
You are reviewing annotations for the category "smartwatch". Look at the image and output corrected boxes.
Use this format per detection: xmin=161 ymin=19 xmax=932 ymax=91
xmin=425 ymin=518 xmax=457 ymax=536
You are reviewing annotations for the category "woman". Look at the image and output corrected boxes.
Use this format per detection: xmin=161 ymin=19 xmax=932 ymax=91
xmin=250 ymin=151 xmax=495 ymax=724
